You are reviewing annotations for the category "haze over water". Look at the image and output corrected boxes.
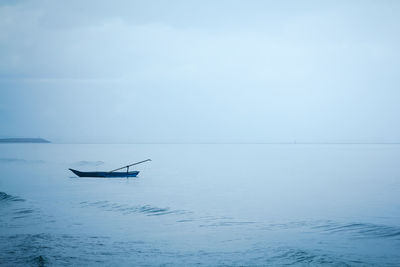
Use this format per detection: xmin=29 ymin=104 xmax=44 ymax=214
xmin=1 ymin=1 xmax=400 ymax=265
xmin=0 ymin=143 xmax=399 ymax=266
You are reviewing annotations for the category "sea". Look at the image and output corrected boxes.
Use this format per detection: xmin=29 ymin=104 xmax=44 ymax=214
xmin=0 ymin=143 xmax=399 ymax=266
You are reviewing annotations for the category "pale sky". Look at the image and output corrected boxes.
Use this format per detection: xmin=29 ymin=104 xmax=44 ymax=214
xmin=1 ymin=0 xmax=400 ymax=143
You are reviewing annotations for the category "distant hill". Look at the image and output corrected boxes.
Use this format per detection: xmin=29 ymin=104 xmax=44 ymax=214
xmin=0 ymin=138 xmax=51 ymax=143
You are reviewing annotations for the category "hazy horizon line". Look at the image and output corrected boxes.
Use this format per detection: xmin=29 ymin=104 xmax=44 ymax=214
xmin=42 ymin=141 xmax=400 ymax=145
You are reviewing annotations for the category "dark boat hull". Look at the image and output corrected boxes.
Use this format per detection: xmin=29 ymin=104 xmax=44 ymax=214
xmin=69 ymin=169 xmax=139 ymax=178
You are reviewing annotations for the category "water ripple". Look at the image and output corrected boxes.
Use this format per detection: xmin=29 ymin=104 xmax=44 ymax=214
xmin=0 ymin=192 xmax=49 ymax=229
xmin=0 ymin=234 xmax=113 ymax=266
xmin=313 ymin=221 xmax=400 ymax=239
xmin=12 ymin=208 xmax=35 ymax=219
xmin=269 ymin=247 xmax=359 ymax=266
xmin=80 ymin=201 xmax=189 ymax=216
xmin=0 ymin=192 xmax=25 ymax=203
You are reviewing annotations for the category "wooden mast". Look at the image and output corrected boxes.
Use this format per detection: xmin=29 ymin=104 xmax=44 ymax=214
xmin=109 ymin=159 xmax=152 ymax=173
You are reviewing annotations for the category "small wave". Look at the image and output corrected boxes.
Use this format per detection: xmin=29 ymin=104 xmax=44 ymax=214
xmin=13 ymin=208 xmax=35 ymax=219
xmin=314 ymin=221 xmax=400 ymax=239
xmin=178 ymin=215 xmax=257 ymax=228
xmin=80 ymin=201 xmax=189 ymax=216
xmin=0 ymin=234 xmax=51 ymax=266
xmin=30 ymin=255 xmax=47 ymax=267
xmin=0 ymin=234 xmax=113 ymax=266
xmin=137 ymin=206 xmax=173 ymax=216
xmin=274 ymin=248 xmax=318 ymax=264
xmin=0 ymin=192 xmax=25 ymax=202
xmin=271 ymin=247 xmax=355 ymax=266
xmin=0 ymin=158 xmax=45 ymax=164
xmin=199 ymin=220 xmax=256 ymax=227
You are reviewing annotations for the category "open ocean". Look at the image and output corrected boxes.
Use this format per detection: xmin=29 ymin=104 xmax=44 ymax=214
xmin=0 ymin=143 xmax=399 ymax=266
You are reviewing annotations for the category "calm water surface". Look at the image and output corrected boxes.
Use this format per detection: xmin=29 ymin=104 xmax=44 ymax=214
xmin=0 ymin=144 xmax=399 ymax=266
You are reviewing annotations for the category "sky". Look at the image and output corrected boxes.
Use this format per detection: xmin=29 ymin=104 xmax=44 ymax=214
xmin=0 ymin=0 xmax=400 ymax=143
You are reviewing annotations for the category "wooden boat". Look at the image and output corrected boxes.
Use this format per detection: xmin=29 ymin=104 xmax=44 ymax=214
xmin=69 ymin=169 xmax=139 ymax=178
xmin=69 ymin=159 xmax=151 ymax=178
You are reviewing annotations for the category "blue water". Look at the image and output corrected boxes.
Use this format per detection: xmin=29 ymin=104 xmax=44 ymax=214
xmin=0 ymin=144 xmax=399 ymax=266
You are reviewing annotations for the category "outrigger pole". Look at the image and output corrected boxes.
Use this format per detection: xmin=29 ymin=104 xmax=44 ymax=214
xmin=109 ymin=159 xmax=152 ymax=173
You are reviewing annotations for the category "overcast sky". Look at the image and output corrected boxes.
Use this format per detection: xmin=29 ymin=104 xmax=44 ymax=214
xmin=1 ymin=0 xmax=399 ymax=143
